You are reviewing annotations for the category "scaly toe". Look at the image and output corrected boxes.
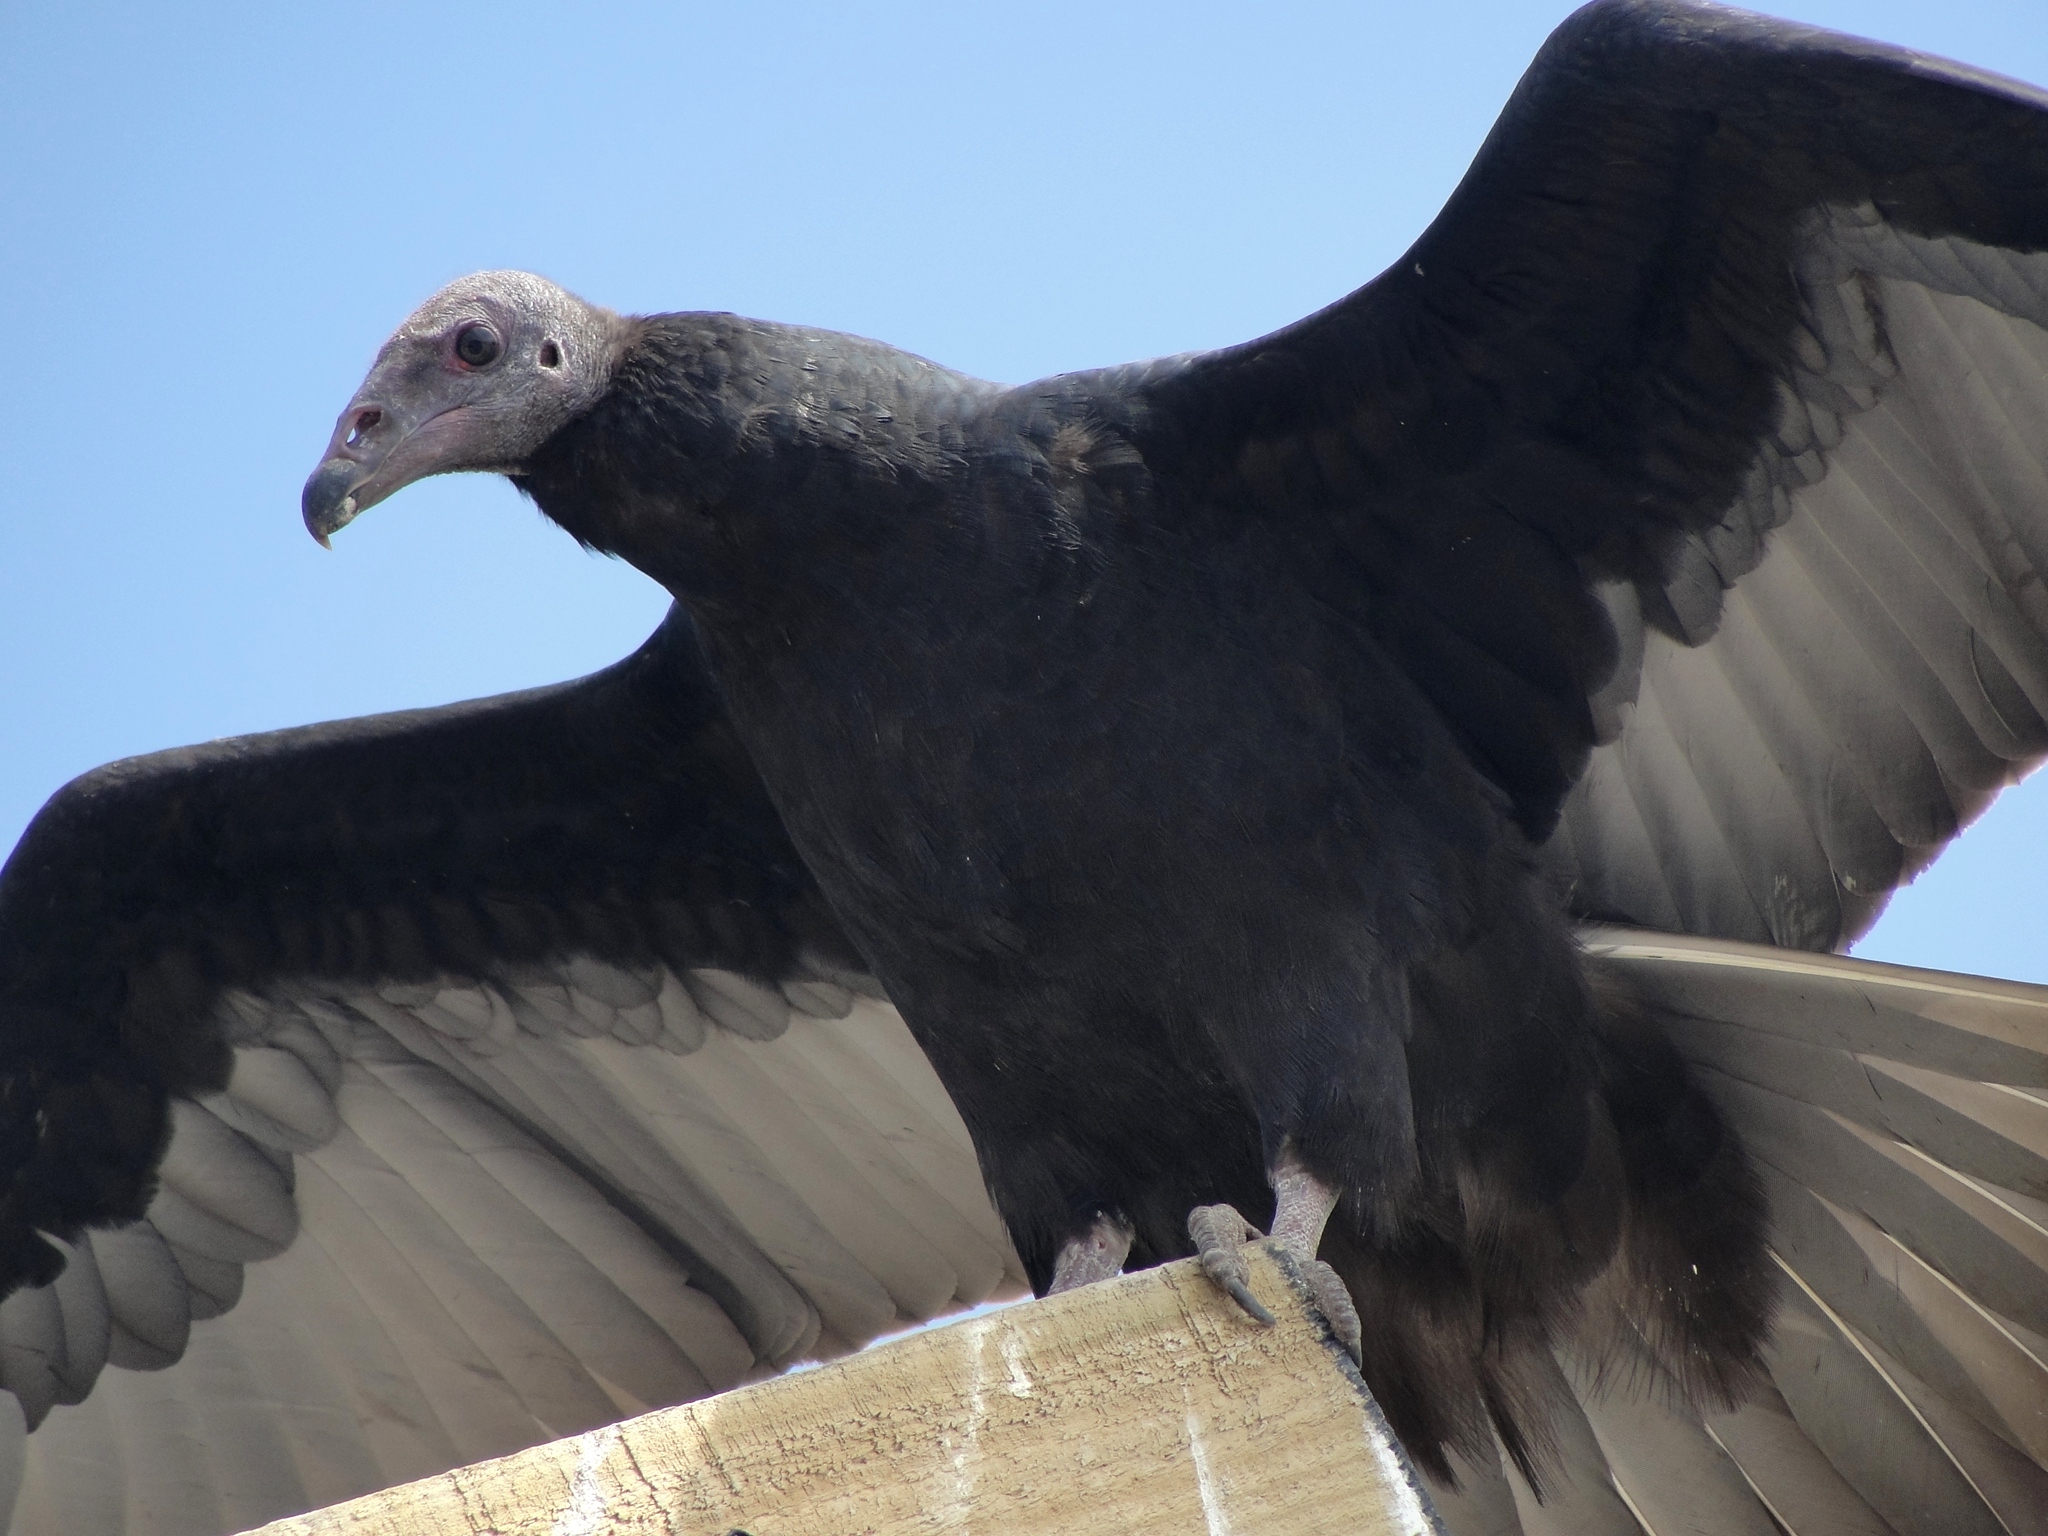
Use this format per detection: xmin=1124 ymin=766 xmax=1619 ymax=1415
xmin=1301 ymin=1257 xmax=1363 ymax=1365
xmin=1188 ymin=1204 xmax=1275 ymax=1325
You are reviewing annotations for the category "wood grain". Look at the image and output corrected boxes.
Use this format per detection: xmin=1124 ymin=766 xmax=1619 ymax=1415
xmin=241 ymin=1244 xmax=1442 ymax=1535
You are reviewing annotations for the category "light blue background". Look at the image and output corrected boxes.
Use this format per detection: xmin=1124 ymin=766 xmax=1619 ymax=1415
xmin=2 ymin=2 xmax=2044 ymax=979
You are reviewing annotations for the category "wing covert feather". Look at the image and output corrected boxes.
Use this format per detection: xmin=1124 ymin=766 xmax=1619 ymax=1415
xmin=0 ymin=609 xmax=1024 ymax=1533
xmin=1098 ymin=0 xmax=2048 ymax=946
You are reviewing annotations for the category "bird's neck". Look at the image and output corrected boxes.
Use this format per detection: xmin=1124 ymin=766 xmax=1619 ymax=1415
xmin=514 ymin=317 xmax=1156 ymax=842
xmin=516 ymin=312 xmax=997 ymax=601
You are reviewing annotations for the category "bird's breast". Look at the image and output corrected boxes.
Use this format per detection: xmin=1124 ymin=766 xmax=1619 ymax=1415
xmin=689 ymin=525 xmax=1507 ymax=999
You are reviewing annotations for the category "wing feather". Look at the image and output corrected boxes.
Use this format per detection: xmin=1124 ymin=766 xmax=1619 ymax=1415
xmin=1703 ymin=1382 xmax=1897 ymax=1536
xmin=1578 ymin=1389 xmax=1781 ymax=1536
xmin=17 ymin=6 xmax=2048 ymax=1530
xmin=1108 ymin=1 xmax=2048 ymax=946
xmin=1424 ymin=1441 xmax=1526 ymax=1536
xmin=1607 ymin=684 xmax=1770 ymax=940
xmin=1768 ymin=1175 xmax=2048 ymax=1468
xmin=1558 ymin=932 xmax=2048 ymax=1533
xmin=1557 ymin=261 xmax=2048 ymax=947
xmin=1424 ymin=934 xmax=2048 ymax=1532
xmin=0 ymin=611 xmax=1022 ymax=1532
xmin=1496 ymin=1348 xmax=1641 ymax=1536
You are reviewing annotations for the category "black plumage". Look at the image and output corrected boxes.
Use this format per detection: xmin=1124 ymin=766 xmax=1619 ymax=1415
xmin=6 ymin=2 xmax=2048 ymax=1530
xmin=508 ymin=309 xmax=1772 ymax=1480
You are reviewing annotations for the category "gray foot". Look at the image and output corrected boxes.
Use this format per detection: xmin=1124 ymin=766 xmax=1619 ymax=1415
xmin=1299 ymin=1254 xmax=1364 ymax=1364
xmin=1190 ymin=1149 xmax=1365 ymax=1363
xmin=1188 ymin=1203 xmax=1276 ymax=1325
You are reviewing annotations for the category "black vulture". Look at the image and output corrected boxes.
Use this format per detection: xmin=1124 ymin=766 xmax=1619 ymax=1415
xmin=4 ymin=1 xmax=2048 ymax=1530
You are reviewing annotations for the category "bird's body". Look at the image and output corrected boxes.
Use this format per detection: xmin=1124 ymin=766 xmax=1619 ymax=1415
xmin=4 ymin=3 xmax=2048 ymax=1531
xmin=514 ymin=313 xmax=1765 ymax=1476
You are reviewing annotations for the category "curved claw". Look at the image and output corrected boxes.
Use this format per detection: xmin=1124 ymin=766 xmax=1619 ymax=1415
xmin=1188 ymin=1203 xmax=1276 ymax=1326
xmin=1212 ymin=1266 xmax=1277 ymax=1326
xmin=1302 ymin=1256 xmax=1364 ymax=1365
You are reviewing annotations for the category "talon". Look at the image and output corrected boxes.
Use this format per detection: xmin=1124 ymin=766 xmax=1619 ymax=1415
xmin=1304 ymin=1257 xmax=1364 ymax=1365
xmin=1189 ymin=1203 xmax=1276 ymax=1325
xmin=1216 ymin=1268 xmax=1277 ymax=1325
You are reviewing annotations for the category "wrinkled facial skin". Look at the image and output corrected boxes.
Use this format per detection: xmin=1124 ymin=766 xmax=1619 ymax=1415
xmin=302 ymin=271 xmax=621 ymax=545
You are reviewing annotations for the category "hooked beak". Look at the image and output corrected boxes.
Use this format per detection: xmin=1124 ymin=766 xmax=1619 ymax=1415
xmin=300 ymin=454 xmax=366 ymax=549
xmin=301 ymin=401 xmax=481 ymax=547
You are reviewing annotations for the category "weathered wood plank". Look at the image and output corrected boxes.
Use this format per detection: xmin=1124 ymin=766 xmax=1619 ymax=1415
xmin=243 ymin=1245 xmax=1442 ymax=1535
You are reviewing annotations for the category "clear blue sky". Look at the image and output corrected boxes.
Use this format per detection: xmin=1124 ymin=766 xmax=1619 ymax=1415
xmin=2 ymin=2 xmax=2045 ymax=979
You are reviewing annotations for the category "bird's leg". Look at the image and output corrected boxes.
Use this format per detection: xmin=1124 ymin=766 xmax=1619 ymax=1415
xmin=1266 ymin=1153 xmax=1338 ymax=1252
xmin=1189 ymin=1148 xmax=1362 ymax=1362
xmin=1047 ymin=1212 xmax=1135 ymax=1293
xmin=1269 ymin=1153 xmax=1363 ymax=1361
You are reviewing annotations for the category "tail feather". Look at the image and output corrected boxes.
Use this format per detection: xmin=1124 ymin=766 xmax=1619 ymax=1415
xmin=1423 ymin=930 xmax=2048 ymax=1536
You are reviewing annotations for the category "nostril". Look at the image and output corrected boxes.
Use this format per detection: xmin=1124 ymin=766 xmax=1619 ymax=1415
xmin=345 ymin=408 xmax=383 ymax=449
xmin=539 ymin=341 xmax=561 ymax=369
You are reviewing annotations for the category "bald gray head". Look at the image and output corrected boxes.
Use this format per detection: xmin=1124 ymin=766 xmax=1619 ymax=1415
xmin=302 ymin=271 xmax=626 ymax=545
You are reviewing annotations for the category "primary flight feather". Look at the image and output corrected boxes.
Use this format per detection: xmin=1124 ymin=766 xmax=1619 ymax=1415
xmin=3 ymin=2 xmax=2048 ymax=1531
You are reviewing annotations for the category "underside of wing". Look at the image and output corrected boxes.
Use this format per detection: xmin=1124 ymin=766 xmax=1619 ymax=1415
xmin=0 ymin=609 xmax=1024 ymax=1533
xmin=1422 ymin=931 xmax=2048 ymax=1536
xmin=0 ymin=960 xmax=1019 ymax=1536
xmin=1552 ymin=224 xmax=2048 ymax=950
xmin=1105 ymin=1 xmax=2048 ymax=953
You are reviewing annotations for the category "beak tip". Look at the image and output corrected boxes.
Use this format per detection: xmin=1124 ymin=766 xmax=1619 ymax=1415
xmin=301 ymin=464 xmax=362 ymax=547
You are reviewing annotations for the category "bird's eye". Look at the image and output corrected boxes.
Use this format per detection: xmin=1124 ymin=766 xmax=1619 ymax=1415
xmin=454 ymin=323 xmax=502 ymax=368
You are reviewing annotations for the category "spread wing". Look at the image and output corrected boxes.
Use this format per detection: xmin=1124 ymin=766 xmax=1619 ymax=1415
xmin=0 ymin=609 xmax=1021 ymax=1534
xmin=1111 ymin=0 xmax=2048 ymax=951
xmin=1428 ymin=929 xmax=2048 ymax=1536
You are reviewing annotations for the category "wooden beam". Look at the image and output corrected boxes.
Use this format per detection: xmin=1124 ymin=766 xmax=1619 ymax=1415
xmin=244 ymin=1244 xmax=1443 ymax=1535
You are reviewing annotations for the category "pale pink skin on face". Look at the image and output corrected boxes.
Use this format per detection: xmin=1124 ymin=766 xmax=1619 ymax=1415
xmin=302 ymin=270 xmax=624 ymax=545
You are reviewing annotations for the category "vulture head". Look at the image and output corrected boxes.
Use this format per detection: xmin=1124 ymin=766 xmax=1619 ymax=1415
xmin=302 ymin=271 xmax=623 ymax=545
